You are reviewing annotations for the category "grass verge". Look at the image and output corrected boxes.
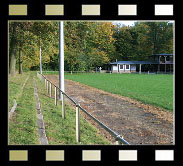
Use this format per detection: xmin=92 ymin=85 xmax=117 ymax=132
xmin=9 ymin=72 xmax=39 ymax=145
xmin=8 ymin=72 xmax=29 ymax=110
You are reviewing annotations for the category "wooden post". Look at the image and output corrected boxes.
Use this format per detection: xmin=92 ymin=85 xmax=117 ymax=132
xmin=44 ymin=78 xmax=46 ymax=89
xmin=76 ymin=104 xmax=80 ymax=142
xmin=116 ymin=140 xmax=120 ymax=145
xmin=55 ymin=86 xmax=57 ymax=106
xmin=61 ymin=92 xmax=65 ymax=119
xmin=49 ymin=82 xmax=52 ymax=97
xmin=47 ymin=81 xmax=49 ymax=94
xmin=115 ymin=135 xmax=122 ymax=145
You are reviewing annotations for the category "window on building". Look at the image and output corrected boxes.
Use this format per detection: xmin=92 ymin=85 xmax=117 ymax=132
xmin=120 ymin=65 xmax=123 ymax=69
xmin=126 ymin=65 xmax=129 ymax=69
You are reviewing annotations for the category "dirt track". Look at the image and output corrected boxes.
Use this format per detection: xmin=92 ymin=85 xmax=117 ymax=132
xmin=46 ymin=75 xmax=174 ymax=145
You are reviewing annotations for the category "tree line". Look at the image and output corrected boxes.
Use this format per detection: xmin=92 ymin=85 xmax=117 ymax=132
xmin=9 ymin=21 xmax=173 ymax=76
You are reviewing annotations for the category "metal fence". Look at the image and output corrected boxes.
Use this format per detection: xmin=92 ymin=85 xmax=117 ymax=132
xmin=37 ymin=72 xmax=129 ymax=145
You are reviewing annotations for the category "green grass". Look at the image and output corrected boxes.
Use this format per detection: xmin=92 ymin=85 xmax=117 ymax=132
xmin=9 ymin=72 xmax=39 ymax=145
xmin=62 ymin=73 xmax=174 ymax=111
xmin=35 ymin=76 xmax=111 ymax=145
xmin=8 ymin=72 xmax=29 ymax=110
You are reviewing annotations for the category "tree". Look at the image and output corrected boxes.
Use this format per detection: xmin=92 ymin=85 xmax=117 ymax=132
xmin=9 ymin=21 xmax=173 ymax=73
xmin=9 ymin=22 xmax=18 ymax=76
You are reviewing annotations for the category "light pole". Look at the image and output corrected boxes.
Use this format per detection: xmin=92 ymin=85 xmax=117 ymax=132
xmin=40 ymin=45 xmax=42 ymax=74
xmin=59 ymin=21 xmax=65 ymax=100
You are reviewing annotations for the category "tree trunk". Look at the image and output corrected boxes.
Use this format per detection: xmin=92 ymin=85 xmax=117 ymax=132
xmin=9 ymin=50 xmax=16 ymax=76
xmin=9 ymin=23 xmax=17 ymax=76
xmin=19 ymin=48 xmax=23 ymax=74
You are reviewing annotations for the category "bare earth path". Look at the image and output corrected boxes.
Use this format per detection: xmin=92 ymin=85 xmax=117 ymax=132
xmin=46 ymin=75 xmax=173 ymax=145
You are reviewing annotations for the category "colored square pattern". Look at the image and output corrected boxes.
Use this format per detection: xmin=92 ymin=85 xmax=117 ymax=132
xmin=8 ymin=4 xmax=174 ymax=16
xmin=7 ymin=150 xmax=176 ymax=161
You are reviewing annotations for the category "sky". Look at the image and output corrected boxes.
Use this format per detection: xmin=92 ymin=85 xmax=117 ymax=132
xmin=112 ymin=21 xmax=136 ymax=27
xmin=112 ymin=20 xmax=174 ymax=27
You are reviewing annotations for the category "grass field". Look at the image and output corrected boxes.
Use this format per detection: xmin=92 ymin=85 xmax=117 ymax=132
xmin=44 ymin=72 xmax=173 ymax=111
xmin=9 ymin=72 xmax=110 ymax=145
xmin=67 ymin=73 xmax=174 ymax=111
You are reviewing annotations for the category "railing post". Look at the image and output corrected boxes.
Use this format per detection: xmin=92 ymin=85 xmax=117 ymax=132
xmin=76 ymin=104 xmax=80 ymax=142
xmin=115 ymin=135 xmax=122 ymax=145
xmin=44 ymin=78 xmax=46 ymax=89
xmin=49 ymin=82 xmax=52 ymax=97
xmin=47 ymin=81 xmax=49 ymax=94
xmin=55 ymin=86 xmax=57 ymax=106
xmin=61 ymin=92 xmax=65 ymax=119
xmin=46 ymin=80 xmax=47 ymax=90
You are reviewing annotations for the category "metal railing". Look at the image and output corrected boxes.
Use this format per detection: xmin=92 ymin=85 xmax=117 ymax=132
xmin=37 ymin=72 xmax=129 ymax=145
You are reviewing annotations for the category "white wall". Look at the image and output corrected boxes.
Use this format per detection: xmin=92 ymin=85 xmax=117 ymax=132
xmin=119 ymin=64 xmax=130 ymax=71
xmin=112 ymin=64 xmax=136 ymax=72
xmin=125 ymin=65 xmax=130 ymax=70
xmin=112 ymin=65 xmax=118 ymax=71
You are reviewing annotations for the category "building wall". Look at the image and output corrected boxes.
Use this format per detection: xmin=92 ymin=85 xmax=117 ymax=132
xmin=112 ymin=64 xmax=136 ymax=73
xmin=130 ymin=65 xmax=136 ymax=71
xmin=112 ymin=65 xmax=118 ymax=71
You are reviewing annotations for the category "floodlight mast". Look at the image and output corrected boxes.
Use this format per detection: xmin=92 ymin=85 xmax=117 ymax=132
xmin=40 ymin=45 xmax=42 ymax=74
xmin=59 ymin=21 xmax=65 ymax=100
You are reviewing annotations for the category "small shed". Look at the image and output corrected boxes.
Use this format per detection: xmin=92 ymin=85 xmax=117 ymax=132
xmin=110 ymin=61 xmax=158 ymax=73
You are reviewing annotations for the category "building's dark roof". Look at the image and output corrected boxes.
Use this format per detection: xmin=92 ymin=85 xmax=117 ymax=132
xmin=110 ymin=61 xmax=158 ymax=65
xmin=150 ymin=53 xmax=173 ymax=56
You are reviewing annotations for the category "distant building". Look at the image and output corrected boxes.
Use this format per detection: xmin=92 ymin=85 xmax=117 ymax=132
xmin=109 ymin=53 xmax=173 ymax=73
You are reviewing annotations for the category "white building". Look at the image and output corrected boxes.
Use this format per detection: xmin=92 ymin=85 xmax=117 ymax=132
xmin=110 ymin=61 xmax=158 ymax=73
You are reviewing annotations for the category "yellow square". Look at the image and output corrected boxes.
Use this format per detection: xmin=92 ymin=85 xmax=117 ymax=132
xmin=46 ymin=150 xmax=64 ymax=161
xmin=82 ymin=5 xmax=100 ymax=15
xmin=45 ymin=5 xmax=64 ymax=15
xmin=82 ymin=150 xmax=101 ymax=161
xmin=9 ymin=150 xmax=28 ymax=161
xmin=9 ymin=5 xmax=27 ymax=16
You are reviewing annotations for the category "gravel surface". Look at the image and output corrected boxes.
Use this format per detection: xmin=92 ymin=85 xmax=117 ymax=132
xmin=46 ymin=75 xmax=174 ymax=145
